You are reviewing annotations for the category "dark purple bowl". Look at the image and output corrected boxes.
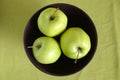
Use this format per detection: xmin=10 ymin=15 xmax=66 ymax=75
xmin=23 ymin=3 xmax=98 ymax=76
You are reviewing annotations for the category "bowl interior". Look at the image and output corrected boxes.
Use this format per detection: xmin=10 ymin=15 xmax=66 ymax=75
xmin=24 ymin=3 xmax=97 ymax=76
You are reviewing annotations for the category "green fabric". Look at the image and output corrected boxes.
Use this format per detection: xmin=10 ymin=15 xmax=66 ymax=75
xmin=0 ymin=0 xmax=120 ymax=80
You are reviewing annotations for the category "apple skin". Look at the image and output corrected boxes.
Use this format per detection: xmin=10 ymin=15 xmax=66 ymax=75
xmin=32 ymin=37 xmax=61 ymax=64
xmin=60 ymin=27 xmax=91 ymax=59
xmin=37 ymin=7 xmax=68 ymax=37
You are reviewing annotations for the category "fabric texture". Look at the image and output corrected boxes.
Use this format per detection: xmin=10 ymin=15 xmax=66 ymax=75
xmin=0 ymin=0 xmax=120 ymax=80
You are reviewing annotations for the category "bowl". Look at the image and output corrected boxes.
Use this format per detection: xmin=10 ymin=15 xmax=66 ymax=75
xmin=23 ymin=3 xmax=98 ymax=76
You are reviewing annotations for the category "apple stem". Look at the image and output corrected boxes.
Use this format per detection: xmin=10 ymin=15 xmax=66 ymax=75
xmin=74 ymin=47 xmax=81 ymax=64
xmin=50 ymin=8 xmax=59 ymax=20
xmin=27 ymin=46 xmax=33 ymax=48
xmin=27 ymin=44 xmax=41 ymax=49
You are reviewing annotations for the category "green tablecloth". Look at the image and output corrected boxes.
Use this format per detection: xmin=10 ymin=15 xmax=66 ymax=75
xmin=0 ymin=0 xmax=120 ymax=80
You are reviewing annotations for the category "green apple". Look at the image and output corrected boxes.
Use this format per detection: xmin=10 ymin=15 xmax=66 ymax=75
xmin=60 ymin=27 xmax=91 ymax=63
xmin=29 ymin=37 xmax=61 ymax=64
xmin=37 ymin=7 xmax=68 ymax=37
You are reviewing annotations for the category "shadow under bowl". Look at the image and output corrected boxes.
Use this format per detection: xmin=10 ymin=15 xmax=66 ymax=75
xmin=23 ymin=3 xmax=98 ymax=76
